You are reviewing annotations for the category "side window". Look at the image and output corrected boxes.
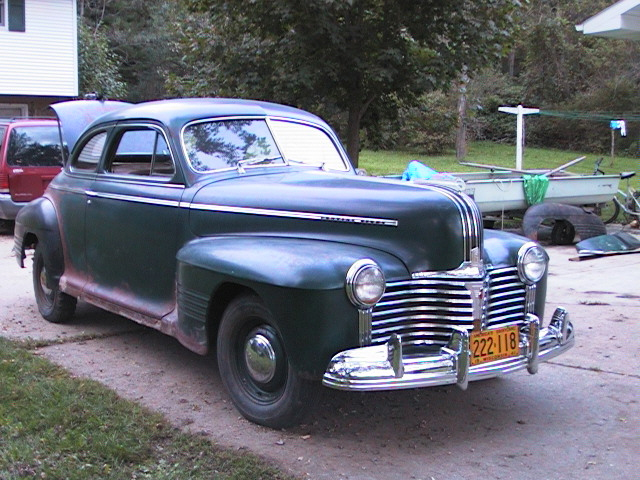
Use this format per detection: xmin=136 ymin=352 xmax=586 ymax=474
xmin=106 ymin=128 xmax=175 ymax=179
xmin=73 ymin=132 xmax=107 ymax=172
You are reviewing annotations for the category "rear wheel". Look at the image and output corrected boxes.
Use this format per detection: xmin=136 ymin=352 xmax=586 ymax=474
xmin=33 ymin=244 xmax=77 ymax=323
xmin=217 ymin=293 xmax=316 ymax=428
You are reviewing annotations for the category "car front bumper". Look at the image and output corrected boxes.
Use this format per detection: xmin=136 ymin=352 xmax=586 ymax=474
xmin=322 ymin=307 xmax=574 ymax=391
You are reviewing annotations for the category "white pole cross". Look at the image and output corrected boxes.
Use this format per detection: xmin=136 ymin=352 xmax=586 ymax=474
xmin=498 ymin=105 xmax=540 ymax=170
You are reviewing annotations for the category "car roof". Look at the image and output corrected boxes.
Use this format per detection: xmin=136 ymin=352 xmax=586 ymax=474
xmin=0 ymin=118 xmax=58 ymax=127
xmin=91 ymin=98 xmax=327 ymax=129
xmin=51 ymin=98 xmax=332 ymax=155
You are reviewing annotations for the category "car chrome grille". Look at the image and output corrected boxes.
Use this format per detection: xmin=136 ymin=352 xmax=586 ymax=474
xmin=371 ymin=267 xmax=527 ymax=348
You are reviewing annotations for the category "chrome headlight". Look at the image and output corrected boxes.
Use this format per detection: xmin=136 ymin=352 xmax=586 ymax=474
xmin=517 ymin=243 xmax=548 ymax=285
xmin=346 ymin=259 xmax=385 ymax=308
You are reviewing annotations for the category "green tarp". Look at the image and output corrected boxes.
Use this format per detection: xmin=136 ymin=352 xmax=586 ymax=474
xmin=522 ymin=174 xmax=549 ymax=206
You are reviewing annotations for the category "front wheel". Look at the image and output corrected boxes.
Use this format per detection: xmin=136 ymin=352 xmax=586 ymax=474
xmin=33 ymin=244 xmax=77 ymax=323
xmin=217 ymin=294 xmax=316 ymax=428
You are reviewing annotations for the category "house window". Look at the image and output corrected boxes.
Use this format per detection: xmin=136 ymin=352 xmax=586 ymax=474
xmin=4 ymin=0 xmax=25 ymax=32
xmin=0 ymin=104 xmax=28 ymax=117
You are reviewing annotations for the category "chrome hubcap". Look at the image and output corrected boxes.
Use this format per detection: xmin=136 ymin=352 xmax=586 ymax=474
xmin=244 ymin=331 xmax=277 ymax=384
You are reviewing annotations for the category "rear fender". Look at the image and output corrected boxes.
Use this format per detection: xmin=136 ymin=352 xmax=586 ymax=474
xmin=14 ymin=197 xmax=64 ymax=279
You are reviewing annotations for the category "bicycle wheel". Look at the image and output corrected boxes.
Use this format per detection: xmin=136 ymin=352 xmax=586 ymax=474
xmin=623 ymin=191 xmax=640 ymax=223
xmin=595 ymin=199 xmax=620 ymax=224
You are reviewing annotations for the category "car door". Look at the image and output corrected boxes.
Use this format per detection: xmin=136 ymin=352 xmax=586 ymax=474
xmin=51 ymin=128 xmax=110 ymax=294
xmin=83 ymin=124 xmax=184 ymax=319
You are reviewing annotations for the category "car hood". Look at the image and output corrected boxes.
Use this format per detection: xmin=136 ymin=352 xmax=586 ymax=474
xmin=188 ymin=170 xmax=481 ymax=273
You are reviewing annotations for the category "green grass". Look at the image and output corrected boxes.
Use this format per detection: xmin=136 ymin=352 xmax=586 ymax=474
xmin=0 ymin=337 xmax=293 ymax=480
xmin=360 ymin=141 xmax=639 ymax=190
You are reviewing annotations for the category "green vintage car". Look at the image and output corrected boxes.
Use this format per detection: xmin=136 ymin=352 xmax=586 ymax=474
xmin=14 ymin=99 xmax=574 ymax=428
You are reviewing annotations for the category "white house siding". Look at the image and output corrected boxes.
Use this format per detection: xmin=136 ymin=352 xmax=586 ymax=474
xmin=0 ymin=0 xmax=78 ymax=97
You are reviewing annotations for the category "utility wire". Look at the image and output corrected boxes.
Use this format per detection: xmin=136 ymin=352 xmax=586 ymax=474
xmin=538 ymin=110 xmax=640 ymax=122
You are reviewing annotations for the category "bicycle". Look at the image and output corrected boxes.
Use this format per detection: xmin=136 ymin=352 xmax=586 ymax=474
xmin=593 ymin=158 xmax=639 ymax=224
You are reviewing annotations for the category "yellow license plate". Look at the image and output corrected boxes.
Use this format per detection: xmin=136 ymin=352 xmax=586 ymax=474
xmin=470 ymin=325 xmax=520 ymax=366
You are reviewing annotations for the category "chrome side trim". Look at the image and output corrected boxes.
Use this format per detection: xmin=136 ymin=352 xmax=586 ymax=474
xmin=322 ymin=308 xmax=574 ymax=391
xmin=187 ymin=202 xmax=399 ymax=226
xmin=63 ymin=187 xmax=399 ymax=226
xmin=49 ymin=185 xmax=90 ymax=195
xmin=86 ymin=191 xmax=181 ymax=208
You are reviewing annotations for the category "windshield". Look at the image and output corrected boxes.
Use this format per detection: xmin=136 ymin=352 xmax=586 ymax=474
xmin=182 ymin=118 xmax=348 ymax=173
xmin=7 ymin=126 xmax=63 ymax=167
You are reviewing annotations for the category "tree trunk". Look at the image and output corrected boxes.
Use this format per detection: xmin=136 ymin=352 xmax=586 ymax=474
xmin=346 ymin=103 xmax=362 ymax=168
xmin=455 ymin=68 xmax=469 ymax=161
xmin=508 ymin=50 xmax=516 ymax=77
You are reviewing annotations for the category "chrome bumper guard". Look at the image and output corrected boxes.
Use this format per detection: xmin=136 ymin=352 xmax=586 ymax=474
xmin=322 ymin=307 xmax=574 ymax=391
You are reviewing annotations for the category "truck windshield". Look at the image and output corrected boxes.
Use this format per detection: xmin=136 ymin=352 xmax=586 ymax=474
xmin=7 ymin=126 xmax=63 ymax=167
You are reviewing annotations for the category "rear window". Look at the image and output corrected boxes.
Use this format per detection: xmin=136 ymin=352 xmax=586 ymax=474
xmin=7 ymin=126 xmax=63 ymax=167
xmin=0 ymin=127 xmax=6 ymax=149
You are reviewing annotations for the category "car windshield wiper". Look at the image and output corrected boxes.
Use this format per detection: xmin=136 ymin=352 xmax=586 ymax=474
xmin=285 ymin=158 xmax=327 ymax=171
xmin=236 ymin=156 xmax=284 ymax=173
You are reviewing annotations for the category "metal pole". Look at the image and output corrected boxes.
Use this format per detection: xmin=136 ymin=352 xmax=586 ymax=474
xmin=516 ymin=105 xmax=524 ymax=170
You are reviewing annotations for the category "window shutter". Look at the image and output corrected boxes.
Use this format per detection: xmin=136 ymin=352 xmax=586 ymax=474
xmin=8 ymin=0 xmax=26 ymax=32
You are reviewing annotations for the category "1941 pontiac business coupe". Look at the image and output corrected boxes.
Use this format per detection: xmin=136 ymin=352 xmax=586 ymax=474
xmin=14 ymin=98 xmax=574 ymax=428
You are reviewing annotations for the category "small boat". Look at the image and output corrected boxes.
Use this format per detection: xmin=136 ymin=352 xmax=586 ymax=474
xmin=399 ymin=157 xmax=622 ymax=244
xmin=404 ymin=157 xmax=621 ymax=215
xmin=452 ymin=169 xmax=620 ymax=214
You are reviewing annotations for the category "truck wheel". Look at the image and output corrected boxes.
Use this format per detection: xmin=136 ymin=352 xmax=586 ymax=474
xmin=217 ymin=293 xmax=315 ymax=428
xmin=33 ymin=244 xmax=77 ymax=323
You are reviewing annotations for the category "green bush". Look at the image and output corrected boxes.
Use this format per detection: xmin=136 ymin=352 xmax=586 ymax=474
xmin=362 ymin=92 xmax=457 ymax=154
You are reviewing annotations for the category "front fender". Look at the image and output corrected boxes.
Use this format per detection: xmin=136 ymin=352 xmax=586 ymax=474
xmin=483 ymin=229 xmax=548 ymax=321
xmin=175 ymin=235 xmax=408 ymax=375
xmin=177 ymin=235 xmax=407 ymax=290
xmin=14 ymin=197 xmax=64 ymax=279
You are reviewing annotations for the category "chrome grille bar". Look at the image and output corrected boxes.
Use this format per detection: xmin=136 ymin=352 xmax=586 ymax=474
xmin=372 ymin=267 xmax=527 ymax=347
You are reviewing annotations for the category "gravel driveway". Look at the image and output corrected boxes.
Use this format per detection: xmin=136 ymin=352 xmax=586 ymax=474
xmin=1 ymin=231 xmax=639 ymax=480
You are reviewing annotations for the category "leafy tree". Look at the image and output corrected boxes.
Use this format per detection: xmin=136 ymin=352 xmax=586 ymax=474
xmin=169 ymin=0 xmax=520 ymax=166
xmin=78 ymin=22 xmax=127 ymax=98
xmin=78 ymin=0 xmax=180 ymax=101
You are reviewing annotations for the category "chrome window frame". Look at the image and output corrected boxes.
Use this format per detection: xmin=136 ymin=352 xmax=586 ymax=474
xmin=98 ymin=123 xmax=179 ymax=185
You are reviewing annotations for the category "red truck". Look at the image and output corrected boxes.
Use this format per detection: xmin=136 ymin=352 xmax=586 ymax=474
xmin=0 ymin=118 xmax=63 ymax=229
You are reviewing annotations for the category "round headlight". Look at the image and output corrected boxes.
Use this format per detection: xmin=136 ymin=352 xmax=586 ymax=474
xmin=517 ymin=243 xmax=548 ymax=285
xmin=346 ymin=259 xmax=385 ymax=308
